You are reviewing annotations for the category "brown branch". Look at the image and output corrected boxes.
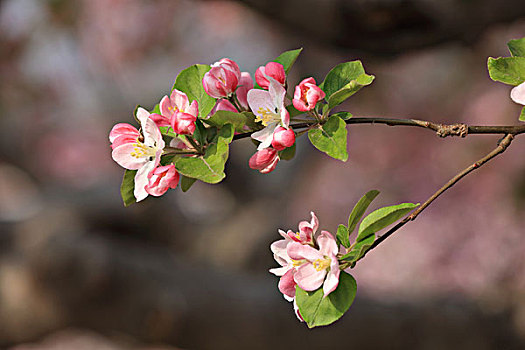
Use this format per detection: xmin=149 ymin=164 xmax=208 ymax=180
xmin=232 ymin=117 xmax=525 ymax=141
xmin=357 ymin=133 xmax=515 ymax=262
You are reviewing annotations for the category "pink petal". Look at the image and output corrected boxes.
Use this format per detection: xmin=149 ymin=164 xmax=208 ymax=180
xmin=278 ymin=269 xmax=297 ymax=299
xmin=109 ymin=123 xmax=139 ymax=143
xmin=111 ymin=143 xmax=146 ymax=170
xmin=294 ymin=263 xmax=326 ymax=291
xmin=134 ymin=160 xmax=156 ymax=202
xmin=287 ymin=242 xmax=323 ymax=261
xmin=317 ymin=231 xmax=338 ymax=257
xmin=323 ymin=266 xmax=340 ymax=297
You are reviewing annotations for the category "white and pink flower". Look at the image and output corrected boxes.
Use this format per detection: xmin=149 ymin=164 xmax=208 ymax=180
xmin=160 ymin=89 xmax=199 ymax=135
xmin=293 ymin=77 xmax=325 ymax=112
xmin=255 ymin=62 xmax=286 ymax=89
xmin=271 ymin=126 xmax=295 ymax=151
xmin=511 ymin=81 xmax=525 ymax=106
xmin=145 ymin=164 xmax=180 ymax=196
xmin=248 ymin=148 xmax=280 ymax=174
xmin=248 ymin=77 xmax=290 ymax=150
xmin=203 ymin=58 xmax=241 ymax=99
xmin=111 ymin=107 xmax=165 ymax=201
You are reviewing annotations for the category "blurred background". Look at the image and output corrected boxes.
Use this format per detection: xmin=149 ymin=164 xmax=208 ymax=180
xmin=1 ymin=0 xmax=525 ymax=349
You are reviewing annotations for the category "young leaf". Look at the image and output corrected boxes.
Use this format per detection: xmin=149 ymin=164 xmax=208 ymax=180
xmin=331 ymin=111 xmax=353 ymax=120
xmin=347 ymin=190 xmax=380 ymax=234
xmin=327 ymin=73 xmax=374 ymax=109
xmin=180 ymin=175 xmax=197 ymax=192
xmin=206 ymin=110 xmax=259 ymax=133
xmin=320 ymin=61 xmax=374 ymax=99
xmin=336 ymin=224 xmax=350 ymax=248
xmin=158 ymin=126 xmax=177 ymax=138
xmin=175 ymin=124 xmax=234 ymax=183
xmin=274 ymin=48 xmax=303 ymax=74
xmin=308 ymin=115 xmax=348 ymax=161
xmin=295 ymin=272 xmax=357 ymax=328
xmin=487 ymin=57 xmax=525 ymax=86
xmin=172 ymin=64 xmax=216 ymax=118
xmin=520 ymin=106 xmax=525 ymax=122
xmin=341 ymin=234 xmax=375 ymax=263
xmin=150 ymin=103 xmax=160 ymax=114
xmin=357 ymin=202 xmax=418 ymax=242
xmin=508 ymin=38 xmax=525 ymax=57
xmin=278 ymin=143 xmax=296 ymax=161
xmin=121 ymin=169 xmax=137 ymax=207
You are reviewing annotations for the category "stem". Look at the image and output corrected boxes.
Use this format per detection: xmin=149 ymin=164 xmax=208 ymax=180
xmin=357 ymin=134 xmax=515 ymax=262
xmin=229 ymin=94 xmax=244 ymax=112
xmin=163 ymin=147 xmax=200 ymax=156
xmin=184 ymin=135 xmax=203 ymax=154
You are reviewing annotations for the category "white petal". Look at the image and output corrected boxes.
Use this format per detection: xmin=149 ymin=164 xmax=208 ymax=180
xmin=111 ymin=143 xmax=146 ymax=170
xmin=247 ymin=89 xmax=274 ymax=118
xmin=511 ymin=82 xmax=525 ymax=105
xmin=136 ymin=107 xmax=150 ymax=125
xmin=134 ymin=161 xmax=156 ymax=202
xmin=252 ymin=123 xmax=277 ymax=150
xmin=268 ymin=76 xmax=286 ymax=108
xmin=143 ymin=117 xmax=165 ymax=149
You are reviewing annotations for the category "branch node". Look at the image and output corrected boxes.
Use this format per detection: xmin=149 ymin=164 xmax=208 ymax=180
xmin=436 ymin=123 xmax=468 ymax=138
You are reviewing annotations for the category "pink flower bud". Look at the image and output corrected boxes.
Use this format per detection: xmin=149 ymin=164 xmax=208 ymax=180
xmin=255 ymin=62 xmax=286 ymax=89
xmin=145 ymin=164 xmax=180 ymax=197
xmin=109 ymin=123 xmax=140 ymax=149
xmin=171 ymin=111 xmax=197 ymax=135
xmin=248 ymin=148 xmax=280 ymax=174
xmin=271 ymin=126 xmax=295 ymax=151
xmin=210 ymin=99 xmax=238 ymax=115
xmin=292 ymin=77 xmax=325 ymax=112
xmin=203 ymin=58 xmax=241 ymax=98
xmin=149 ymin=113 xmax=170 ymax=127
xmin=236 ymin=72 xmax=253 ymax=110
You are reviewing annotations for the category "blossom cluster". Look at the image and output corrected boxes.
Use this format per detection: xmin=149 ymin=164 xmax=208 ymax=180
xmin=109 ymin=55 xmax=326 ymax=201
xmin=270 ymin=212 xmax=344 ymax=321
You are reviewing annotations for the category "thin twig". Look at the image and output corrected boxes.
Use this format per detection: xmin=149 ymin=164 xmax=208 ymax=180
xmin=357 ymin=133 xmax=515 ymax=262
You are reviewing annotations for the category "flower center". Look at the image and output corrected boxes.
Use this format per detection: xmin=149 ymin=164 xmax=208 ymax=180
xmin=255 ymin=107 xmax=280 ymax=126
xmin=130 ymin=141 xmax=157 ymax=159
xmin=312 ymin=257 xmax=331 ymax=272
xmin=291 ymin=259 xmax=306 ymax=268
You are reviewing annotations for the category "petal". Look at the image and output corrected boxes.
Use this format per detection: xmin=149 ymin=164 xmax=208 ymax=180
xmin=247 ymin=89 xmax=273 ymax=118
xmin=159 ymin=95 xmax=174 ymax=119
xmin=268 ymin=77 xmax=286 ymax=109
xmin=287 ymin=242 xmax=323 ymax=261
xmin=323 ymin=265 xmax=340 ymax=297
xmin=136 ymin=107 xmax=150 ymax=125
xmin=111 ymin=143 xmax=146 ymax=170
xmin=278 ymin=269 xmax=297 ymax=299
xmin=269 ymin=265 xmax=289 ymax=277
xmin=318 ymin=231 xmax=338 ymax=257
xmin=294 ymin=263 xmax=326 ymax=291
xmin=170 ymin=89 xmax=190 ymax=112
xmin=511 ymin=82 xmax=525 ymax=105
xmin=109 ymin=123 xmax=139 ymax=143
xmin=134 ymin=161 xmax=156 ymax=202
xmin=143 ymin=117 xmax=164 ymax=149
xmin=251 ymin=123 xmax=277 ymax=150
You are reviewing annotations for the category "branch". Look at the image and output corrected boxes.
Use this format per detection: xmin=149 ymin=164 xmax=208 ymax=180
xmin=232 ymin=117 xmax=525 ymax=141
xmin=358 ymin=133 xmax=515 ymax=262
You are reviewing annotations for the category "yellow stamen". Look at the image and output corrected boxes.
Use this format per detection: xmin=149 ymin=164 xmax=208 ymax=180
xmin=130 ymin=141 xmax=157 ymax=159
xmin=291 ymin=259 xmax=305 ymax=268
xmin=255 ymin=107 xmax=280 ymax=126
xmin=312 ymin=258 xmax=331 ymax=272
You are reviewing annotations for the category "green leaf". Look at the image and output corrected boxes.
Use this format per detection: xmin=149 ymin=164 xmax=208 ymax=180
xmin=180 ymin=175 xmax=197 ymax=192
xmin=274 ymin=48 xmax=303 ymax=74
xmin=308 ymin=115 xmax=348 ymax=161
xmin=487 ymin=57 xmax=525 ymax=86
xmin=336 ymin=224 xmax=350 ymax=248
xmin=295 ymin=272 xmax=357 ymax=328
xmin=327 ymin=73 xmax=375 ymax=109
xmin=150 ymin=103 xmax=160 ymax=114
xmin=175 ymin=124 xmax=234 ymax=183
xmin=357 ymin=202 xmax=418 ymax=242
xmin=347 ymin=190 xmax=380 ymax=234
xmin=508 ymin=38 xmax=525 ymax=57
xmin=206 ymin=111 xmax=258 ymax=133
xmin=172 ymin=64 xmax=216 ymax=118
xmin=520 ymin=106 xmax=525 ymax=122
xmin=320 ymin=61 xmax=374 ymax=99
xmin=341 ymin=234 xmax=375 ymax=263
xmin=158 ymin=126 xmax=177 ymax=138
xmin=286 ymin=104 xmax=304 ymax=118
xmin=120 ymin=170 xmax=137 ymax=207
xmin=331 ymin=111 xmax=353 ymax=120
xmin=278 ymin=143 xmax=296 ymax=161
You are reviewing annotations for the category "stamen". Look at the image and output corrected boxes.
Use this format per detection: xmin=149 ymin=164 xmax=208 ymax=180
xmin=312 ymin=258 xmax=330 ymax=271
xmin=130 ymin=141 xmax=157 ymax=159
xmin=255 ymin=107 xmax=280 ymax=126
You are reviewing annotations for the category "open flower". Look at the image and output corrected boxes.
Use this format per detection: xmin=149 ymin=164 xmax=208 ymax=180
xmin=255 ymin=62 xmax=286 ymax=89
xmin=511 ymin=81 xmax=525 ymax=106
xmin=203 ymin=58 xmax=241 ymax=98
xmin=159 ymin=89 xmax=199 ymax=135
xmin=111 ymin=107 xmax=165 ymax=202
xmin=248 ymin=148 xmax=279 ymax=173
xmin=145 ymin=164 xmax=180 ymax=196
xmin=109 ymin=123 xmax=140 ymax=150
xmin=293 ymin=77 xmax=325 ymax=112
xmin=287 ymin=231 xmax=340 ymax=297
xmin=248 ymin=77 xmax=290 ymax=150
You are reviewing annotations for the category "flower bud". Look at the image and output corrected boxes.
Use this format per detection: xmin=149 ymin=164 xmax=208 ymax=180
xmin=236 ymin=72 xmax=254 ymax=109
xmin=171 ymin=111 xmax=197 ymax=135
xmin=255 ymin=62 xmax=286 ymax=89
xmin=292 ymin=77 xmax=325 ymax=112
xmin=145 ymin=164 xmax=180 ymax=196
xmin=271 ymin=126 xmax=295 ymax=151
xmin=203 ymin=58 xmax=241 ymax=98
xmin=248 ymin=148 xmax=280 ymax=174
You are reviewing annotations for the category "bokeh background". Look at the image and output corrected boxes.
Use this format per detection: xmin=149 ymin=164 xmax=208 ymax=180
xmin=1 ymin=0 xmax=525 ymax=349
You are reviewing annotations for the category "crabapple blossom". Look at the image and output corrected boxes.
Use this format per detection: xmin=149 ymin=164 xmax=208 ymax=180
xmin=111 ymin=107 xmax=165 ymax=201
xmin=210 ymin=99 xmax=238 ymax=114
xmin=109 ymin=123 xmax=140 ymax=150
xmin=248 ymin=77 xmax=290 ymax=150
xmin=287 ymin=231 xmax=340 ymax=297
xmin=160 ymin=89 xmax=199 ymax=121
xmin=203 ymin=58 xmax=241 ymax=98
xmin=271 ymin=126 xmax=295 ymax=151
xmin=172 ymin=112 xmax=197 ymax=135
xmin=293 ymin=77 xmax=325 ymax=112
xmin=511 ymin=81 xmax=525 ymax=105
xmin=236 ymin=72 xmax=254 ymax=110
xmin=145 ymin=164 xmax=180 ymax=196
xmin=248 ymin=148 xmax=280 ymax=174
xmin=255 ymin=62 xmax=286 ymax=89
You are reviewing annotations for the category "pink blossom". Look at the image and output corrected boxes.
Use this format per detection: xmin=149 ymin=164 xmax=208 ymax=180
xmin=293 ymin=77 xmax=325 ymax=112
xmin=148 ymin=113 xmax=171 ymax=128
xmin=288 ymin=231 xmax=340 ymax=297
xmin=159 ymin=89 xmax=199 ymax=133
xmin=203 ymin=58 xmax=241 ymax=98
xmin=109 ymin=123 xmax=140 ymax=150
xmin=236 ymin=72 xmax=254 ymax=109
xmin=210 ymin=99 xmax=238 ymax=115
xmin=111 ymin=107 xmax=165 ymax=201
xmin=271 ymin=126 xmax=295 ymax=151
xmin=248 ymin=148 xmax=279 ymax=174
xmin=511 ymin=81 xmax=525 ymax=105
xmin=172 ymin=112 xmax=197 ymax=135
xmin=255 ymin=62 xmax=286 ymax=89
xmin=145 ymin=164 xmax=180 ymax=196
xmin=248 ymin=77 xmax=290 ymax=150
